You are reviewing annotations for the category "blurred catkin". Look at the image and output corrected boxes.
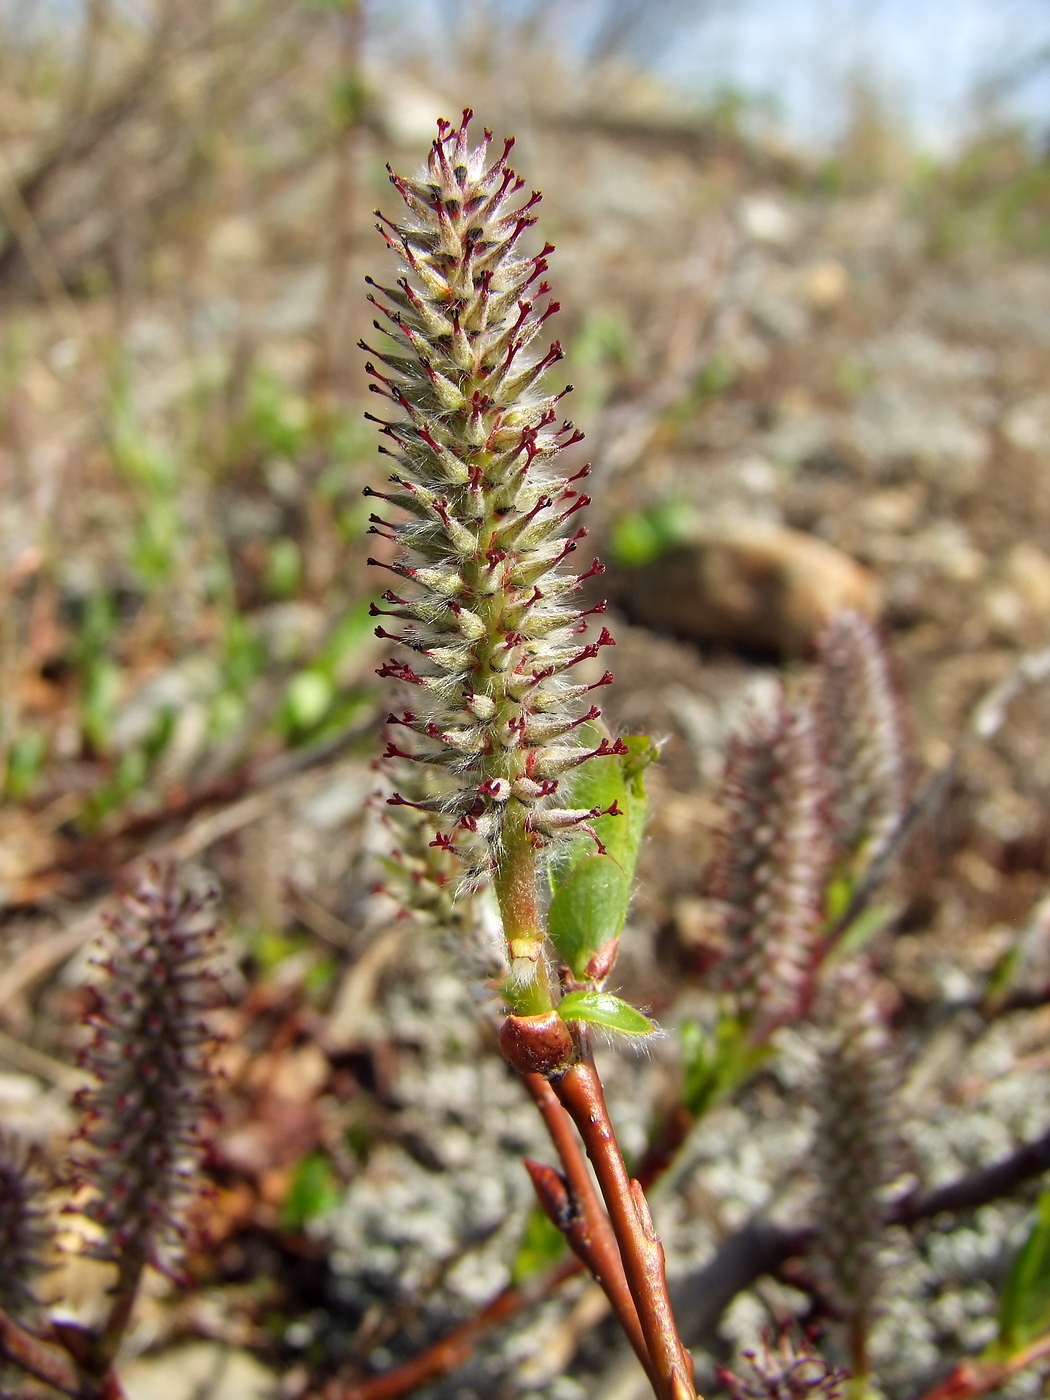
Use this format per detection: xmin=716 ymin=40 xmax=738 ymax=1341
xmin=817 ymin=611 xmax=906 ymax=873
xmin=68 ymin=861 xmax=223 ymax=1279
xmin=365 ymin=111 xmax=621 ymax=889
xmin=813 ymin=956 xmax=903 ymax=1373
xmin=719 ymin=1332 xmax=847 ymax=1400
xmin=709 ymin=687 xmax=829 ymax=1039
xmin=0 ymin=1132 xmax=49 ymax=1319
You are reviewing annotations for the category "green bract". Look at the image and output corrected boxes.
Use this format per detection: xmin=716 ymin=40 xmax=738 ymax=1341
xmin=547 ymin=729 xmax=655 ymax=977
xmin=556 ymin=990 xmax=655 ymax=1037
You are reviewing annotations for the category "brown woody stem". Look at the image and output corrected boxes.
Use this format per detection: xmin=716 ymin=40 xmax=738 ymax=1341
xmin=522 ymin=1072 xmax=653 ymax=1380
xmin=98 ymin=1237 xmax=148 ymax=1369
xmin=0 ymin=1307 xmax=92 ymax=1398
xmin=552 ymin=1048 xmax=697 ymax=1400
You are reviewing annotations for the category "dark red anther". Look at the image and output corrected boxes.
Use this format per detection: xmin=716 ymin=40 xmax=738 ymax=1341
xmin=382 ymin=590 xmax=410 ymax=605
xmin=500 ymin=337 xmax=523 ymax=372
xmin=574 ymin=558 xmax=606 ymax=584
xmin=383 ymin=742 xmax=413 ymax=760
xmin=524 ymin=258 xmax=548 ymax=290
xmin=495 ymin=136 xmax=516 ymax=169
xmin=429 ymin=831 xmax=456 ymax=851
xmin=367 ymin=558 xmax=417 ymax=583
xmin=511 ymin=190 xmax=542 ymax=220
xmin=553 ymin=527 xmax=587 ymax=564
xmin=387 ymin=793 xmax=428 ymax=811
xmin=487 ymin=166 xmax=516 ymax=204
xmin=397 ymin=277 xmax=429 ymax=317
xmin=537 ymin=342 xmax=564 ymax=372
xmin=568 ymin=641 xmax=607 ymax=672
xmin=579 ymin=600 xmax=608 ymax=618
xmin=538 ymin=300 xmax=560 ymax=326
xmin=594 ymin=738 xmax=629 ymax=758
xmin=376 ymin=659 xmax=423 ymax=684
xmin=508 ymin=214 xmax=537 ymax=247
xmin=587 ymin=670 xmax=615 ymax=690
xmin=558 ymin=493 xmax=590 ymax=523
xmin=603 ymin=801 xmax=623 ymax=816
xmin=486 ymin=547 xmax=508 ymax=567
xmin=522 ymin=494 xmax=552 ymax=523
xmin=386 ymin=712 xmax=417 ymax=727
xmin=373 ymin=625 xmax=404 ymax=644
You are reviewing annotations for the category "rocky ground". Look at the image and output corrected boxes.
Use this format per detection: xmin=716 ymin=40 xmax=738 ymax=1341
xmin=2 ymin=36 xmax=1050 ymax=1400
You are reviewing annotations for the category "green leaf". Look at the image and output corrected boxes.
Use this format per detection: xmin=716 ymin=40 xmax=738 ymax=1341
xmin=984 ymin=943 xmax=1022 ymax=1010
xmin=5 ymin=729 xmax=46 ymax=801
xmin=549 ymin=729 xmax=656 ymax=891
xmin=546 ymin=730 xmax=657 ymax=978
xmin=609 ymin=500 xmax=695 ymax=567
xmin=680 ymin=1012 xmax=769 ymax=1119
xmin=511 ymin=1203 xmax=567 ymax=1285
xmin=1000 ymin=1190 xmax=1050 ymax=1352
xmin=548 ymin=855 xmax=630 ymax=978
xmin=281 ymin=1152 xmax=340 ymax=1230
xmin=283 ymin=669 xmax=334 ymax=734
xmin=556 ymin=990 xmax=655 ymax=1037
xmin=835 ymin=903 xmax=897 ymax=959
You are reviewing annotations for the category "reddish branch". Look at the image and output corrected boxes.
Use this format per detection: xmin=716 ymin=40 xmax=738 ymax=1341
xmin=323 ymin=1257 xmax=581 ymax=1400
xmin=326 ymin=1113 xmax=1050 ymax=1400
xmin=0 ymin=1307 xmax=128 ymax=1399
xmin=913 ymin=1331 xmax=1050 ymax=1400
xmin=522 ymin=1071 xmax=652 ymax=1379
xmin=552 ymin=1051 xmax=697 ymax=1400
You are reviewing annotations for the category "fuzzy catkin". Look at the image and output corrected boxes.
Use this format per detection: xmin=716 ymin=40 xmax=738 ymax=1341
xmin=0 ymin=1132 xmax=49 ymax=1318
xmin=817 ymin=610 xmax=906 ymax=871
xmin=365 ymin=111 xmax=620 ymax=874
xmin=812 ymin=956 xmax=902 ymax=1364
xmin=68 ymin=862 xmax=223 ymax=1277
xmin=709 ymin=688 xmax=829 ymax=1039
xmin=719 ymin=1332 xmax=846 ymax=1400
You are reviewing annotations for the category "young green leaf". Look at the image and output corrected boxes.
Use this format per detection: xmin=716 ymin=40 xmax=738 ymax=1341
xmin=281 ymin=1151 xmax=341 ymax=1230
xmin=680 ymin=1011 xmax=770 ymax=1119
xmin=1000 ymin=1190 xmax=1050 ymax=1352
xmin=547 ymin=855 xmax=630 ymax=979
xmin=549 ymin=729 xmax=656 ymax=892
xmin=556 ymin=990 xmax=655 ymax=1037
xmin=546 ymin=731 xmax=657 ymax=976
